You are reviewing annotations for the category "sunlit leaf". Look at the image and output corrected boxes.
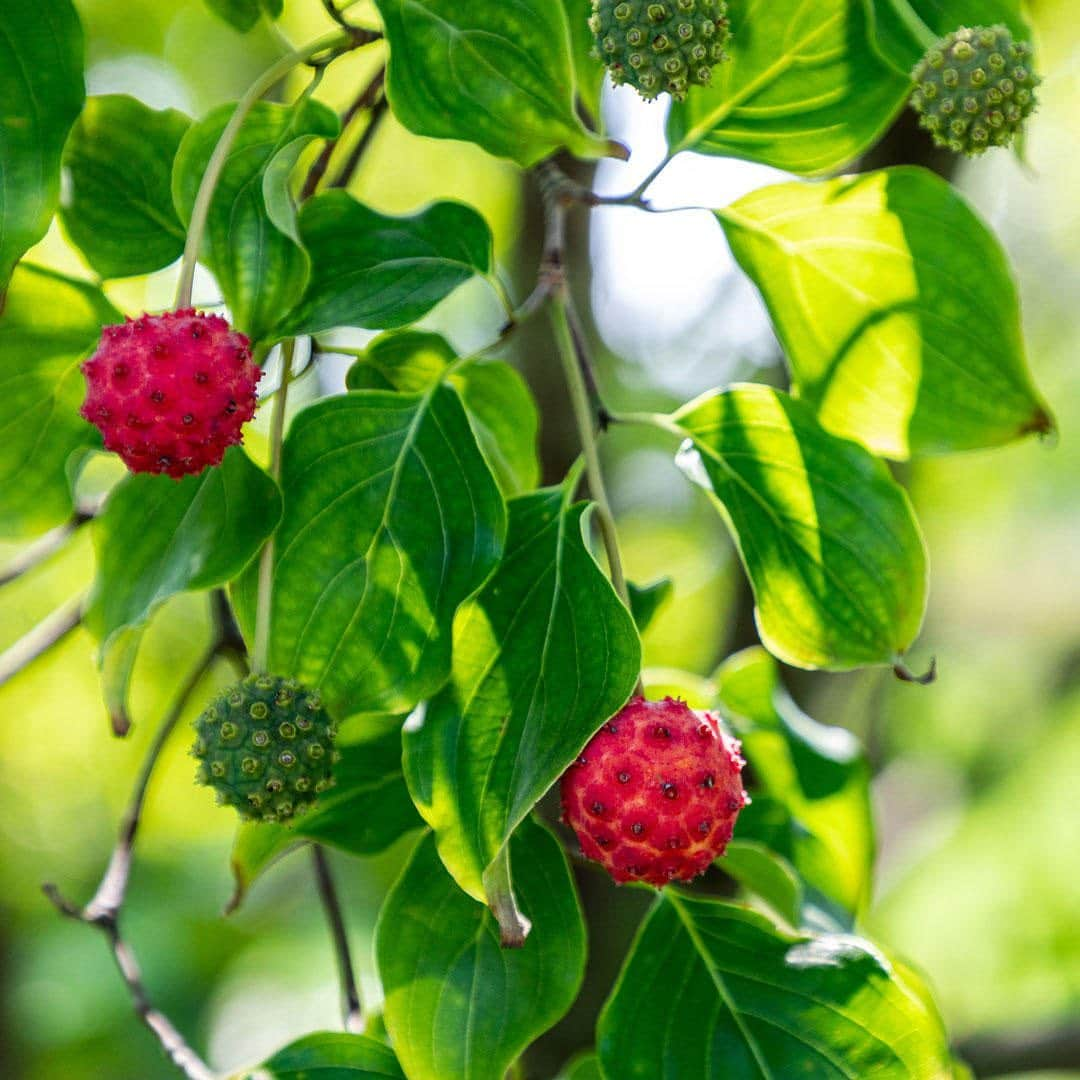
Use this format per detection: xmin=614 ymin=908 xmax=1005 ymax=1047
xmin=718 ymin=167 xmax=1052 ymax=459
xmin=280 ymin=192 xmax=493 ymax=337
xmin=563 ymin=0 xmax=604 ymax=122
xmin=0 ymin=0 xmax=84 ymax=289
xmin=61 ymin=95 xmax=190 ymax=280
xmin=628 ymin=577 xmax=674 ymax=634
xmin=669 ymin=384 xmax=927 ymax=671
xmin=227 ymin=820 xmax=301 ymax=915
xmin=377 ymin=819 xmax=585 ymax=1080
xmin=173 ymin=98 xmax=338 ymax=342
xmin=204 ymin=0 xmax=283 ymax=34
xmin=248 ymin=1032 xmax=404 ymax=1078
xmin=667 ymin=0 xmax=909 ymax=175
xmin=0 ymin=266 xmax=118 ymax=539
xmin=373 ymin=0 xmax=616 ymax=166
xmin=599 ymin=892 xmax=953 ymax=1078
xmin=721 ymin=839 xmax=804 ymax=928
xmin=404 ymin=482 xmax=640 ymax=903
xmin=233 ymin=387 xmax=506 ymax=721
xmin=716 ymin=646 xmax=875 ymax=916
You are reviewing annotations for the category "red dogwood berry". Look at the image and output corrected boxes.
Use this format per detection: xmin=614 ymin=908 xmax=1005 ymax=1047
xmin=80 ymin=309 xmax=261 ymax=479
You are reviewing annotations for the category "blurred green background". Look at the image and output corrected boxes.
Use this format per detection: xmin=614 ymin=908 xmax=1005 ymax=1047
xmin=2 ymin=0 xmax=1078 ymax=1077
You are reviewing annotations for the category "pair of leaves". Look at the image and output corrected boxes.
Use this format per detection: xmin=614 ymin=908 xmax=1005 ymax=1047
xmin=668 ymin=0 xmax=911 ymax=176
xmin=403 ymin=481 xmax=641 ymax=911
xmin=0 ymin=266 xmax=118 ymax=539
xmin=373 ymin=0 xmax=617 ymax=167
xmin=0 ymin=0 xmax=84 ymax=290
xmin=598 ymin=891 xmax=953 ymax=1078
xmin=666 ymin=383 xmax=927 ymax=672
xmin=718 ymin=167 xmax=1053 ymax=460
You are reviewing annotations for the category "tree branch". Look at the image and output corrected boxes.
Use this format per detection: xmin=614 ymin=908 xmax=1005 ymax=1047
xmin=328 ymin=87 xmax=388 ymax=192
xmin=0 ymin=595 xmax=84 ymax=690
xmin=0 ymin=504 xmax=97 ymax=588
xmin=311 ymin=845 xmax=364 ymax=1031
xmin=958 ymin=1023 xmax=1080 ymax=1077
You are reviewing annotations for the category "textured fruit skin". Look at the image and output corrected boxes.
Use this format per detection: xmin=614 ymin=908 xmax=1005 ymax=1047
xmin=192 ymin=674 xmax=337 ymax=823
xmin=560 ymin=696 xmax=748 ymax=886
xmin=80 ymin=309 xmax=261 ymax=479
xmin=910 ymin=25 xmax=1039 ymax=156
xmin=589 ymin=0 xmax=731 ymax=103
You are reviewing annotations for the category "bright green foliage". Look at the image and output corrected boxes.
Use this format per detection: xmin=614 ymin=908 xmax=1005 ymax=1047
xmin=0 ymin=0 xmax=84 ymax=290
xmin=249 ymin=1032 xmax=404 ymax=1078
xmin=598 ymin=891 xmax=954 ymax=1078
xmin=0 ymin=266 xmax=118 ymax=539
xmin=721 ymin=840 xmax=805 ymax=926
xmin=377 ymin=820 xmax=586 ymax=1080
xmin=671 ymin=385 xmax=927 ymax=671
xmin=203 ymin=0 xmax=283 ymax=33
xmin=404 ymin=483 xmax=641 ymax=902
xmin=172 ymin=99 xmax=338 ymax=343
xmin=564 ymin=0 xmax=606 ymax=120
xmin=716 ymin=646 xmax=874 ymax=917
xmin=717 ymin=167 xmax=1052 ymax=458
xmin=280 ymin=193 xmax=493 ymax=337
xmin=193 ymin=673 xmax=338 ymax=823
xmin=910 ymin=25 xmax=1039 ymax=155
xmin=668 ymin=0 xmax=910 ymax=174
xmin=589 ymin=0 xmax=731 ymax=102
xmin=232 ymin=387 xmax=506 ymax=721
xmin=61 ymin=96 xmax=191 ymax=280
xmin=373 ymin=0 xmax=617 ymax=166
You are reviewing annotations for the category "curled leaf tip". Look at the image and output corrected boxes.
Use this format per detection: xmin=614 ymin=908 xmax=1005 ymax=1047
xmin=605 ymin=138 xmax=631 ymax=161
xmin=110 ymin=707 xmax=132 ymax=737
xmin=893 ymin=657 xmax=937 ymax=685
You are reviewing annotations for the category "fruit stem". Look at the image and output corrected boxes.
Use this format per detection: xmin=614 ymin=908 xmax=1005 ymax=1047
xmin=174 ymin=29 xmax=354 ymax=310
xmin=311 ymin=845 xmax=364 ymax=1031
xmin=252 ymin=339 xmax=295 ymax=674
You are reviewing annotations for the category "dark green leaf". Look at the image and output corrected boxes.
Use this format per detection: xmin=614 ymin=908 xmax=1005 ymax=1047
xmin=346 ymin=332 xmax=540 ymax=497
xmin=233 ymin=387 xmax=506 ymax=721
xmin=669 ymin=384 xmax=927 ymax=671
xmin=718 ymin=167 xmax=1053 ymax=459
xmin=280 ymin=192 xmax=493 ymax=337
xmin=0 ymin=265 xmax=118 ymax=539
xmin=598 ymin=892 xmax=953 ymax=1079
xmin=372 ymin=0 xmax=616 ymax=166
xmin=84 ymin=447 xmax=281 ymax=726
xmin=865 ymin=0 xmax=1031 ymax=75
xmin=204 ymin=0 xmax=283 ymax=33
xmin=564 ymin=0 xmax=604 ymax=122
xmin=0 ymin=0 xmax=84 ymax=289
xmin=61 ymin=95 xmax=190 ymax=279
xmin=404 ymin=482 xmax=641 ymax=902
xmin=558 ymin=1053 xmax=603 ymax=1080
xmin=296 ymin=717 xmax=423 ymax=855
xmin=721 ymin=839 xmax=804 ymax=928
xmin=173 ymin=98 xmax=338 ymax=342
xmin=227 ymin=820 xmax=301 ymax=914
xmin=628 ymin=577 xmax=673 ymax=634
xmin=377 ymin=819 xmax=585 ymax=1080
xmin=716 ymin=646 xmax=873 ymax=916
xmin=248 ymin=1032 xmax=404 ymax=1078
xmin=667 ymin=0 xmax=909 ymax=175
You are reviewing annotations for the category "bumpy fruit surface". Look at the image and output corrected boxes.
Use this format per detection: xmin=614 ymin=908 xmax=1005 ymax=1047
xmin=80 ymin=309 xmax=261 ymax=479
xmin=910 ymin=25 xmax=1039 ymax=156
xmin=561 ymin=696 xmax=748 ymax=886
xmin=192 ymin=674 xmax=337 ymax=823
xmin=589 ymin=0 xmax=731 ymax=102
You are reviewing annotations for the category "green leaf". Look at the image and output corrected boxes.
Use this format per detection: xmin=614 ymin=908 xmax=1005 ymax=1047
xmin=721 ymin=840 xmax=804 ymax=928
xmin=296 ymin=717 xmax=423 ymax=855
xmin=346 ymin=332 xmax=540 ymax=498
xmin=669 ymin=384 xmax=927 ymax=671
xmin=0 ymin=265 xmax=119 ymax=539
xmin=598 ymin=892 xmax=953 ymax=1079
xmin=558 ymin=1053 xmax=603 ymax=1080
xmin=716 ymin=647 xmax=875 ymax=916
xmin=280 ymin=192 xmax=493 ymax=338
xmin=718 ymin=167 xmax=1053 ymax=459
xmin=404 ymin=483 xmax=641 ymax=903
xmin=60 ymin=95 xmax=190 ymax=280
xmin=247 ymin=1032 xmax=404 ymax=1079
xmin=563 ymin=0 xmax=604 ymax=122
xmin=864 ymin=0 xmax=1031 ymax=75
xmin=372 ymin=0 xmax=616 ymax=167
xmin=377 ymin=819 xmax=586 ymax=1080
xmin=667 ymin=0 xmax=910 ymax=175
xmin=233 ymin=387 xmax=506 ymax=721
xmin=84 ymin=447 xmax=281 ymax=727
xmin=227 ymin=820 xmax=301 ymax=914
xmin=0 ymin=0 xmax=84 ymax=289
xmin=173 ymin=98 xmax=338 ymax=342
xmin=204 ymin=0 xmax=283 ymax=33
xmin=628 ymin=577 xmax=673 ymax=634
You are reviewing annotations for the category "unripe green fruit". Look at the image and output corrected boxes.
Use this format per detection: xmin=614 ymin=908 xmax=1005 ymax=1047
xmin=192 ymin=674 xmax=337 ymax=823
xmin=589 ymin=0 xmax=731 ymax=102
xmin=910 ymin=25 xmax=1039 ymax=156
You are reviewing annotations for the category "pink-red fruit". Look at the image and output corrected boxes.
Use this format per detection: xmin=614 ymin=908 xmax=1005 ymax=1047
xmin=80 ymin=309 xmax=261 ymax=479
xmin=561 ymin=696 xmax=748 ymax=886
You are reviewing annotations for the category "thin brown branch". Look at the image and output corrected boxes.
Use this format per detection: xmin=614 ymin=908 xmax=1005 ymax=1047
xmin=328 ymin=86 xmax=388 ymax=191
xmin=958 ymin=1023 xmax=1080 ymax=1076
xmin=0 ymin=595 xmax=84 ymax=690
xmin=312 ymin=845 xmax=364 ymax=1032
xmin=0 ymin=505 xmax=97 ymax=588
